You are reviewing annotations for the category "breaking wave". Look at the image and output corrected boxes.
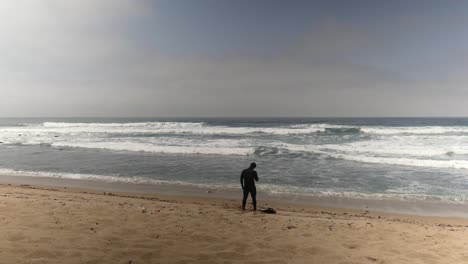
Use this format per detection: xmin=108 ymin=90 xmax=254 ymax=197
xmin=40 ymin=122 xmax=331 ymax=135
xmin=39 ymin=122 xmax=468 ymax=136
xmin=3 ymin=121 xmax=468 ymax=171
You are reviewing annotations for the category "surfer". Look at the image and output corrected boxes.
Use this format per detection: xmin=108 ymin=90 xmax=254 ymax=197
xmin=240 ymin=162 xmax=259 ymax=210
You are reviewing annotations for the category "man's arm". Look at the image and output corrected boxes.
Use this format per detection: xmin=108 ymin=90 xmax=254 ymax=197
xmin=254 ymin=171 xmax=258 ymax=182
xmin=240 ymin=172 xmax=244 ymax=189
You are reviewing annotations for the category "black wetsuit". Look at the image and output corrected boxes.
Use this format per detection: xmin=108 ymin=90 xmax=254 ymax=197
xmin=240 ymin=168 xmax=259 ymax=210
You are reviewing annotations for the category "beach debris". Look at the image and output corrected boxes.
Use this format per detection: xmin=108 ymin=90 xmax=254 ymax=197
xmin=206 ymin=190 xmax=213 ymax=193
xmin=260 ymin=208 xmax=276 ymax=214
xmin=141 ymin=207 xmax=147 ymax=213
xmin=287 ymin=225 xmax=296 ymax=230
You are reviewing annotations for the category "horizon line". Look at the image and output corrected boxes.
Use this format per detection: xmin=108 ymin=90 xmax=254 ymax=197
xmin=1 ymin=116 xmax=468 ymax=119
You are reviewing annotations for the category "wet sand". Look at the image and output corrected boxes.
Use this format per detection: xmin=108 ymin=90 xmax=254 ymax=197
xmin=0 ymin=183 xmax=467 ymax=263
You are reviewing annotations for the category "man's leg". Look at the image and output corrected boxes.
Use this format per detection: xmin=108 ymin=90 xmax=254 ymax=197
xmin=251 ymin=187 xmax=257 ymax=211
xmin=242 ymin=188 xmax=249 ymax=210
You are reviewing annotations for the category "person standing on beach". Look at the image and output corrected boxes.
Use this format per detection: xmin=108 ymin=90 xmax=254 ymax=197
xmin=241 ymin=162 xmax=259 ymax=210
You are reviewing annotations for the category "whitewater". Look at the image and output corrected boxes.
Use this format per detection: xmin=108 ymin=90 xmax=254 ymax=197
xmin=1 ymin=117 xmax=468 ymax=204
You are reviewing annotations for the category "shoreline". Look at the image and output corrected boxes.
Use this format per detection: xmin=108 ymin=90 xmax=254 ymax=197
xmin=2 ymin=174 xmax=468 ymax=219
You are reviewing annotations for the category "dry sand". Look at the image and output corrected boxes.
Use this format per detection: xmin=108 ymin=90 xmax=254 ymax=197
xmin=0 ymin=184 xmax=467 ymax=264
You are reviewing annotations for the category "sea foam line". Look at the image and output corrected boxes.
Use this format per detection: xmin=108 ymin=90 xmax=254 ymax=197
xmin=329 ymin=153 xmax=468 ymax=170
xmin=52 ymin=141 xmax=255 ymax=156
xmin=0 ymin=167 xmax=465 ymax=203
xmin=41 ymin=122 xmax=468 ymax=135
xmin=0 ymin=168 xmax=236 ymax=189
xmin=36 ymin=122 xmax=344 ymax=135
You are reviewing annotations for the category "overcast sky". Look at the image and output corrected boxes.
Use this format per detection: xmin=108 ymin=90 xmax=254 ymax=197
xmin=1 ymin=0 xmax=468 ymax=117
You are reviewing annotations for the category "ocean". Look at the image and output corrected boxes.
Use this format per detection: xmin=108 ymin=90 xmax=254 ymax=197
xmin=1 ymin=117 xmax=468 ymax=204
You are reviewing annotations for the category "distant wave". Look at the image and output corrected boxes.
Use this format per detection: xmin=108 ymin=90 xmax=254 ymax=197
xmin=40 ymin=122 xmax=468 ymax=136
xmin=40 ymin=122 xmax=335 ymax=135
xmin=52 ymin=141 xmax=255 ymax=156
xmin=4 ymin=121 xmax=468 ymax=171
xmin=43 ymin=122 xmax=205 ymax=128
xmin=361 ymin=126 xmax=468 ymax=135
xmin=276 ymin=143 xmax=468 ymax=169
xmin=324 ymin=127 xmax=361 ymax=134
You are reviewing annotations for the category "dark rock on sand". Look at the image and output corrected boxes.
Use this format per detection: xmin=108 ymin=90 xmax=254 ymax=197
xmin=261 ymin=208 xmax=277 ymax=214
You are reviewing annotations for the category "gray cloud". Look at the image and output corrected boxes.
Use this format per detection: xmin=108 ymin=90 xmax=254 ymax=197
xmin=1 ymin=1 xmax=468 ymax=117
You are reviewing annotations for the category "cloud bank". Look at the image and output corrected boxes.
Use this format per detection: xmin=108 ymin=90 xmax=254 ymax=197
xmin=1 ymin=1 xmax=468 ymax=117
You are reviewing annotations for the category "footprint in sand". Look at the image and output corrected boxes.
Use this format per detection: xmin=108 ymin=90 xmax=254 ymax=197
xmin=26 ymin=249 xmax=57 ymax=259
xmin=365 ymin=256 xmax=380 ymax=262
xmin=304 ymin=246 xmax=329 ymax=256
xmin=343 ymin=244 xmax=360 ymax=250
xmin=7 ymin=232 xmax=27 ymax=242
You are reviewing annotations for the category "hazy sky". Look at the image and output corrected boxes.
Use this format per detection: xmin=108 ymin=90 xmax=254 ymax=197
xmin=1 ymin=0 xmax=468 ymax=117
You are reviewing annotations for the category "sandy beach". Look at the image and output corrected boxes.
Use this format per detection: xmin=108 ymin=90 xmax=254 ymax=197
xmin=0 ymin=183 xmax=465 ymax=264
xmin=4 ymin=0 xmax=468 ymax=263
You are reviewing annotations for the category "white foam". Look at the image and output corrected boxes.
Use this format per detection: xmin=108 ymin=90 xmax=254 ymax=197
xmin=0 ymin=122 xmax=347 ymax=155
xmin=312 ymin=139 xmax=468 ymax=157
xmin=37 ymin=122 xmax=330 ymax=135
xmin=37 ymin=122 xmax=468 ymax=135
xmin=330 ymin=154 xmax=468 ymax=170
xmin=0 ymin=167 xmax=467 ymax=203
xmin=4 ymin=122 xmax=468 ymax=167
xmin=38 ymin=122 xmax=468 ymax=136
xmin=0 ymin=167 xmax=237 ymax=189
xmin=267 ymin=141 xmax=468 ymax=170
xmin=249 ymin=183 xmax=468 ymax=203
xmin=361 ymin=126 xmax=468 ymax=135
xmin=43 ymin=122 xmax=205 ymax=128
xmin=52 ymin=141 xmax=255 ymax=155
